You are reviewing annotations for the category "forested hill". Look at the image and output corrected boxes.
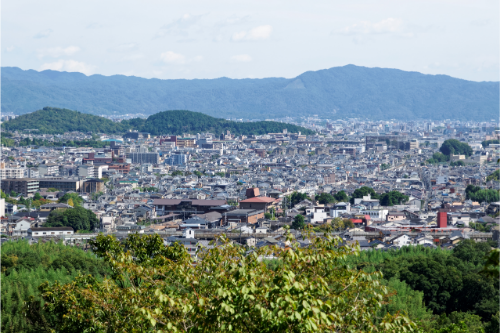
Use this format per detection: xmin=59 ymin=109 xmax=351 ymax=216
xmin=1 ymin=107 xmax=131 ymax=134
xmin=2 ymin=65 xmax=498 ymax=120
xmin=1 ymin=107 xmax=315 ymax=135
xmin=140 ymin=110 xmax=315 ymax=135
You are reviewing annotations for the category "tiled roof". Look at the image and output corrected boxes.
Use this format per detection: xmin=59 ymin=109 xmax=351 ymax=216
xmin=240 ymin=197 xmax=276 ymax=203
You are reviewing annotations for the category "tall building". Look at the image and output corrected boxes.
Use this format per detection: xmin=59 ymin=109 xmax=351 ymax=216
xmin=165 ymin=153 xmax=188 ymax=166
xmin=127 ymin=152 xmax=160 ymax=164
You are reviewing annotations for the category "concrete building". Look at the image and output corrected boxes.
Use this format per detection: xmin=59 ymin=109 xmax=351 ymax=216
xmin=38 ymin=178 xmax=83 ymax=192
xmin=1 ymin=178 xmax=39 ymax=197
xmin=0 ymin=198 xmax=5 ymax=218
xmin=128 ymin=152 xmax=160 ymax=164
xmin=165 ymin=153 xmax=188 ymax=166
xmin=38 ymin=164 xmax=60 ymax=177
xmin=77 ymin=165 xmax=95 ymax=178
xmin=28 ymin=227 xmax=74 ymax=237
xmin=83 ymin=179 xmax=105 ymax=193
xmin=0 ymin=166 xmax=25 ymax=179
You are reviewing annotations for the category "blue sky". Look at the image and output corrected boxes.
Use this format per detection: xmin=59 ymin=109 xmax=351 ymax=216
xmin=2 ymin=0 xmax=498 ymax=81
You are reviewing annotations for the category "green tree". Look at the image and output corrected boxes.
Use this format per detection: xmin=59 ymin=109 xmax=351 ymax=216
xmin=58 ymin=193 xmax=84 ymax=206
xmin=45 ymin=207 xmax=98 ymax=232
xmin=350 ymin=186 xmax=379 ymax=204
xmin=379 ymin=191 xmax=409 ymax=206
xmin=289 ymin=192 xmax=309 ymax=207
xmin=34 ymin=232 xmax=417 ymax=332
xmin=439 ymin=139 xmax=473 ymax=157
xmin=292 ymin=214 xmax=306 ymax=230
xmin=333 ymin=190 xmax=349 ymax=202
xmin=315 ymin=193 xmax=335 ymax=205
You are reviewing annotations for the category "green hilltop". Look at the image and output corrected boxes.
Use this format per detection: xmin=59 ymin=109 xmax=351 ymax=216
xmin=1 ymin=107 xmax=315 ymax=136
xmin=140 ymin=110 xmax=314 ymax=135
xmin=1 ymin=107 xmax=131 ymax=134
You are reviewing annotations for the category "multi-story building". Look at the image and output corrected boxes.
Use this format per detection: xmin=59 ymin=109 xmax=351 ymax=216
xmin=25 ymin=168 xmax=40 ymax=178
xmin=38 ymin=164 xmax=60 ymax=177
xmin=1 ymin=178 xmax=39 ymax=197
xmin=38 ymin=178 xmax=83 ymax=192
xmin=83 ymin=178 xmax=105 ymax=193
xmin=165 ymin=153 xmax=188 ymax=166
xmin=0 ymin=167 xmax=26 ymax=179
xmin=77 ymin=165 xmax=95 ymax=178
xmin=176 ymin=138 xmax=196 ymax=148
xmin=127 ymin=152 xmax=160 ymax=164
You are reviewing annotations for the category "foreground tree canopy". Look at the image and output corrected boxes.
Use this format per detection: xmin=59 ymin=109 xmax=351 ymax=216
xmin=32 ymin=232 xmax=417 ymax=332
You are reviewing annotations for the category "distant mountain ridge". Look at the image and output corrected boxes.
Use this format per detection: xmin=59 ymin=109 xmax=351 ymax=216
xmin=2 ymin=65 xmax=498 ymax=120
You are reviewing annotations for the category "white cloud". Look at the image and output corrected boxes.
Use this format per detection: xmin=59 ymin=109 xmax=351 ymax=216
xmin=40 ymin=60 xmax=96 ymax=75
xmin=160 ymin=51 xmax=186 ymax=64
xmin=231 ymin=54 xmax=252 ymax=62
xmin=6 ymin=46 xmax=15 ymax=52
xmin=336 ymin=18 xmax=403 ymax=35
xmin=156 ymin=13 xmax=204 ymax=38
xmin=231 ymin=25 xmax=272 ymax=41
xmin=193 ymin=56 xmax=204 ymax=62
xmin=108 ymin=43 xmax=139 ymax=53
xmin=34 ymin=29 xmax=53 ymax=39
xmin=37 ymin=46 xmax=80 ymax=58
xmin=122 ymin=54 xmax=144 ymax=61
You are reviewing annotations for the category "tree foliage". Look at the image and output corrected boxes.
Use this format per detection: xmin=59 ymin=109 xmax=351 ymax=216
xmin=58 ymin=193 xmax=83 ymax=206
xmin=465 ymin=185 xmax=499 ymax=203
xmin=439 ymin=139 xmax=473 ymax=157
xmin=45 ymin=207 xmax=99 ymax=232
xmin=289 ymin=192 xmax=310 ymax=207
xmin=486 ymin=169 xmax=499 ymax=182
xmin=33 ymin=232 xmax=417 ymax=332
xmin=140 ymin=110 xmax=315 ymax=136
xmin=292 ymin=214 xmax=306 ymax=230
xmin=427 ymin=152 xmax=450 ymax=164
xmin=1 ymin=240 xmax=111 ymax=332
xmin=1 ymin=107 xmax=134 ymax=134
xmin=315 ymin=193 xmax=335 ymax=205
xmin=333 ymin=190 xmax=349 ymax=202
xmin=350 ymin=186 xmax=379 ymax=204
xmin=379 ymin=191 xmax=409 ymax=206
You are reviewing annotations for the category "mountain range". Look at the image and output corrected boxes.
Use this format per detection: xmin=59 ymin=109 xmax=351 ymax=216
xmin=2 ymin=65 xmax=498 ymax=120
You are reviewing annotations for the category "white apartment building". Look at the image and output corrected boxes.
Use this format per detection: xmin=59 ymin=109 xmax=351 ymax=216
xmin=1 ymin=167 xmax=25 ymax=179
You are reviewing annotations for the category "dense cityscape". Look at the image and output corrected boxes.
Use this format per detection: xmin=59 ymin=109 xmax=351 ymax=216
xmin=1 ymin=112 xmax=499 ymax=331
xmin=2 ymin=0 xmax=499 ymax=330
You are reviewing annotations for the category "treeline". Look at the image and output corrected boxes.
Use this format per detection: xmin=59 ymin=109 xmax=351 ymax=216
xmin=289 ymin=187 xmax=409 ymax=207
xmin=427 ymin=139 xmax=474 ymax=164
xmin=346 ymin=241 xmax=499 ymax=332
xmin=139 ymin=110 xmax=315 ymax=135
xmin=1 ymin=107 xmax=315 ymax=136
xmin=482 ymin=139 xmax=499 ymax=147
xmin=1 ymin=241 xmax=111 ymax=333
xmin=466 ymin=185 xmax=499 ymax=203
xmin=1 ymin=107 xmax=136 ymax=134
xmin=10 ymin=137 xmax=109 ymax=148
xmin=1 ymin=234 xmax=498 ymax=332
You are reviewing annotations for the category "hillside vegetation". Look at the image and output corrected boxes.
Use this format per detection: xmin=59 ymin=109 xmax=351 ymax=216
xmin=1 ymin=107 xmax=314 ymax=135
xmin=141 ymin=110 xmax=315 ymax=135
xmin=2 ymin=65 xmax=498 ymax=120
xmin=1 ymin=107 xmax=132 ymax=134
xmin=1 ymin=240 xmax=111 ymax=332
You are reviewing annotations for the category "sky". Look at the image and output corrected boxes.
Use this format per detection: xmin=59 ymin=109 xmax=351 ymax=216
xmin=1 ymin=0 xmax=499 ymax=82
